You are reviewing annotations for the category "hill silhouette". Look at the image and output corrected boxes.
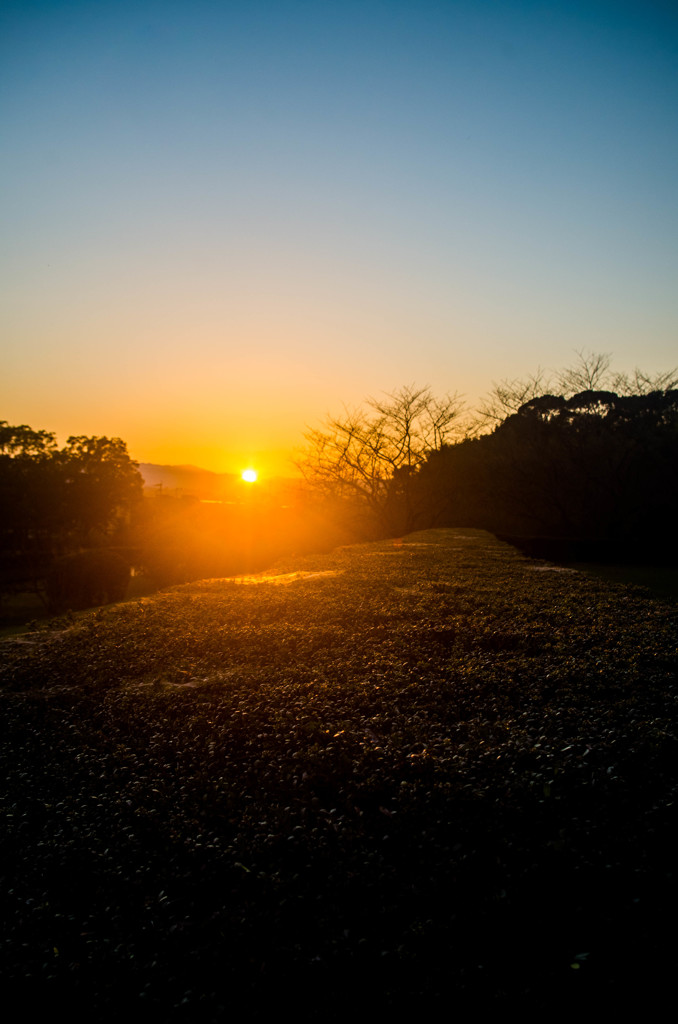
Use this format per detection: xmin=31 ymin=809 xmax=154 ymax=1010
xmin=138 ymin=462 xmax=239 ymax=500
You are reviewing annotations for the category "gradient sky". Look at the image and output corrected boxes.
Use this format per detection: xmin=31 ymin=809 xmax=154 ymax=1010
xmin=2 ymin=0 xmax=677 ymax=474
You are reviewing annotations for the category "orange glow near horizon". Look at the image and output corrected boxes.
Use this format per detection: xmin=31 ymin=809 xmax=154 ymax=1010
xmin=123 ymin=425 xmax=304 ymax=478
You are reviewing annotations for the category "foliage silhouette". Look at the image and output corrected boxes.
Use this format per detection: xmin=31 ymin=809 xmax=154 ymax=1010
xmin=298 ymin=356 xmax=677 ymax=559
xmin=476 ymin=350 xmax=678 ymax=430
xmin=0 ymin=422 xmax=143 ymax=610
xmin=418 ymin=384 xmax=678 ymax=560
xmin=46 ymin=549 xmax=131 ymax=612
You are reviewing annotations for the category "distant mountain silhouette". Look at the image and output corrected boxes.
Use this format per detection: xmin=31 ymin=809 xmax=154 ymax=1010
xmin=138 ymin=464 xmax=302 ymax=503
xmin=138 ymin=463 xmax=239 ymax=500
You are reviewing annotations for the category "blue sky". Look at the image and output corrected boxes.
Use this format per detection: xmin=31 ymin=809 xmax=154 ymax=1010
xmin=2 ymin=0 xmax=677 ymax=472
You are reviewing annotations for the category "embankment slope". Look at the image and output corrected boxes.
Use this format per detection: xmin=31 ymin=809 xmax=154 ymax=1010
xmin=2 ymin=529 xmax=677 ymax=1017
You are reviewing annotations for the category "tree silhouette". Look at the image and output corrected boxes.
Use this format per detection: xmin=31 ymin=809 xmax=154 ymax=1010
xmin=417 ymin=383 xmax=678 ymax=560
xmin=554 ymin=349 xmax=613 ymax=394
xmin=297 ymin=385 xmax=466 ymax=535
xmin=60 ymin=435 xmax=143 ymax=541
xmin=473 ymin=350 xmax=673 ymax=430
xmin=475 ymin=368 xmax=549 ymax=428
xmin=1 ymin=423 xmax=143 ymax=607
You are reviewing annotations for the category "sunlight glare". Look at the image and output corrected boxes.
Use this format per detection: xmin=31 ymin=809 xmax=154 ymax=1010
xmin=242 ymin=468 xmax=258 ymax=483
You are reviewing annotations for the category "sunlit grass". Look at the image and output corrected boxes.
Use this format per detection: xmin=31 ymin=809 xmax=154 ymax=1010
xmin=2 ymin=528 xmax=677 ymax=1016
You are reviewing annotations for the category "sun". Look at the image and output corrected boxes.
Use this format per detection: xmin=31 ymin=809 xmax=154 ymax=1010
xmin=241 ymin=468 xmax=258 ymax=483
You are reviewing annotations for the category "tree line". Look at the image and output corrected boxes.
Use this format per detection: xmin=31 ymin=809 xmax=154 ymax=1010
xmin=0 ymin=422 xmax=350 ymax=616
xmin=419 ymin=387 xmax=678 ymax=561
xmin=298 ymin=352 xmax=678 ymax=561
xmin=0 ymin=424 xmax=143 ymax=612
xmin=0 ymin=424 xmax=142 ymax=551
xmin=3 ymin=351 xmax=676 ymax=617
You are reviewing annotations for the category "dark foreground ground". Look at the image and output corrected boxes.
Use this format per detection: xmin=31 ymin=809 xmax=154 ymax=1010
xmin=1 ymin=529 xmax=677 ymax=1020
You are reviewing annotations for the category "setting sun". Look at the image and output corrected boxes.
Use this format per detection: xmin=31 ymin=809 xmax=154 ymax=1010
xmin=241 ymin=468 xmax=258 ymax=483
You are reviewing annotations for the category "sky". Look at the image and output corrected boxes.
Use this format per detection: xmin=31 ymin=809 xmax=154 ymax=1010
xmin=2 ymin=0 xmax=677 ymax=475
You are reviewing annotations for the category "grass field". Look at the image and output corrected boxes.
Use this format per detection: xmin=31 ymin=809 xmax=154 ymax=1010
xmin=2 ymin=529 xmax=677 ymax=1019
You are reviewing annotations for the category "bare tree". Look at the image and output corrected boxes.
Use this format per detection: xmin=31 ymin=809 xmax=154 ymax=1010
xmin=610 ymin=365 xmax=678 ymax=395
xmin=476 ymin=350 xmax=678 ymax=432
xmin=475 ymin=368 xmax=550 ymax=429
xmin=297 ymin=385 xmax=466 ymax=533
xmin=554 ymin=349 xmax=614 ymax=394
